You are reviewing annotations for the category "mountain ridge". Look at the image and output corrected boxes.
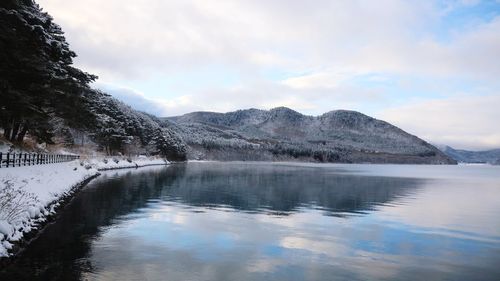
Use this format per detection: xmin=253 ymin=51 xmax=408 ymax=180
xmin=441 ymin=146 xmax=500 ymax=164
xmin=164 ymin=107 xmax=455 ymax=164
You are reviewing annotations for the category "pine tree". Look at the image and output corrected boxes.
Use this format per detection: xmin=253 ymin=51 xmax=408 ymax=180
xmin=0 ymin=1 xmax=188 ymax=160
xmin=0 ymin=0 xmax=96 ymax=143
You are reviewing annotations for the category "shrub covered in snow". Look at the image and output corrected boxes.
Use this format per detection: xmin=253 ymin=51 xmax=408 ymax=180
xmin=0 ymin=181 xmax=39 ymax=224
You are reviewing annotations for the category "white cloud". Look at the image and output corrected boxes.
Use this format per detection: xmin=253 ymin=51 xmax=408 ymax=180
xmin=37 ymin=0 xmax=500 ymax=148
xmin=282 ymin=72 xmax=349 ymax=89
xmin=379 ymin=95 xmax=500 ymax=150
xmin=38 ymin=0 xmax=500 ymax=81
xmin=96 ymin=83 xmax=202 ymax=116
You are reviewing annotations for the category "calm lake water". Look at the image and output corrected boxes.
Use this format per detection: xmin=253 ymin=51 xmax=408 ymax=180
xmin=1 ymin=162 xmax=500 ymax=281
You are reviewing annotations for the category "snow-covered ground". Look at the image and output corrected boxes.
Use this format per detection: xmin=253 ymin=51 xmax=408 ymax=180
xmin=0 ymin=157 xmax=169 ymax=257
xmin=84 ymin=157 xmax=169 ymax=170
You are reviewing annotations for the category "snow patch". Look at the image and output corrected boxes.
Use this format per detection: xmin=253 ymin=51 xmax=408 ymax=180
xmin=0 ymin=161 xmax=97 ymax=257
xmin=84 ymin=157 xmax=169 ymax=171
xmin=0 ymin=157 xmax=169 ymax=257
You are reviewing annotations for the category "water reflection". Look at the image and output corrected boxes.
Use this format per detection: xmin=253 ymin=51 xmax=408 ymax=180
xmin=1 ymin=162 xmax=500 ymax=281
xmin=159 ymin=162 xmax=423 ymax=216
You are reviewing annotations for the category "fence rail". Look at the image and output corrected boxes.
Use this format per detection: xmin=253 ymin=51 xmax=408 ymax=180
xmin=0 ymin=153 xmax=80 ymax=168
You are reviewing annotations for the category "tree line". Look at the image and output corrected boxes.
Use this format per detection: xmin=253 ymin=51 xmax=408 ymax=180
xmin=0 ymin=0 xmax=187 ymax=160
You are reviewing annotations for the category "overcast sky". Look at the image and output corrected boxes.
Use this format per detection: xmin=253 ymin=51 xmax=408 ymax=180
xmin=38 ymin=0 xmax=500 ymax=150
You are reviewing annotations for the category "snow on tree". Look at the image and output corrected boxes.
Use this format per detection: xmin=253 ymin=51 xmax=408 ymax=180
xmin=0 ymin=1 xmax=188 ymax=160
xmin=0 ymin=0 xmax=96 ymax=143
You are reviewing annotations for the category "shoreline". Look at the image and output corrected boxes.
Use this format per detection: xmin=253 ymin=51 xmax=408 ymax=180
xmin=0 ymin=158 xmax=171 ymax=262
xmin=0 ymin=173 xmax=99 ymax=268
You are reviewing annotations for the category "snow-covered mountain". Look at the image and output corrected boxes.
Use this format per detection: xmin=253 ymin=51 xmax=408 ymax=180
xmin=441 ymin=146 xmax=500 ymax=164
xmin=165 ymin=107 xmax=455 ymax=164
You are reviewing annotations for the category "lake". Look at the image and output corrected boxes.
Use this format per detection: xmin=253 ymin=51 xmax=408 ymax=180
xmin=1 ymin=162 xmax=500 ymax=281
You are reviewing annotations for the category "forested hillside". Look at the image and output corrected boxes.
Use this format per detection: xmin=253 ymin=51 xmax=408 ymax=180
xmin=0 ymin=0 xmax=186 ymax=160
xmin=167 ymin=107 xmax=455 ymax=164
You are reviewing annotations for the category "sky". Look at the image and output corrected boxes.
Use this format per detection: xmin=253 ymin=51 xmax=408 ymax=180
xmin=37 ymin=0 xmax=500 ymax=150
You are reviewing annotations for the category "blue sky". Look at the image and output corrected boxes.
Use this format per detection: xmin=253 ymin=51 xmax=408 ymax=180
xmin=38 ymin=0 xmax=500 ymax=149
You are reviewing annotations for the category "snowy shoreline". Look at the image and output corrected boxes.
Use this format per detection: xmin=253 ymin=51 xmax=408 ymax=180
xmin=0 ymin=157 xmax=170 ymax=258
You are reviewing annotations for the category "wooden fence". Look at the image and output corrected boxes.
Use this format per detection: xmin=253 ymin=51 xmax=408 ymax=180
xmin=0 ymin=153 xmax=80 ymax=168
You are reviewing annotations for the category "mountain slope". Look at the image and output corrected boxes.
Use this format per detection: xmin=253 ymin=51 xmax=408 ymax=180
xmin=165 ymin=107 xmax=455 ymax=164
xmin=441 ymin=146 xmax=500 ymax=164
xmin=0 ymin=0 xmax=187 ymax=160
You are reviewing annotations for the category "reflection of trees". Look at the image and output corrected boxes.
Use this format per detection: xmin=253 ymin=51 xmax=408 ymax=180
xmin=0 ymin=166 xmax=183 ymax=281
xmin=162 ymin=163 xmax=423 ymax=215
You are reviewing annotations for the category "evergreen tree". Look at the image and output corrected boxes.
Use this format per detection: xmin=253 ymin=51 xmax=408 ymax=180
xmin=0 ymin=1 xmax=188 ymax=160
xmin=0 ymin=0 xmax=96 ymax=142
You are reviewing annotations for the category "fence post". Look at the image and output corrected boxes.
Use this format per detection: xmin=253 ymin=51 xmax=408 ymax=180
xmin=0 ymin=153 xmax=80 ymax=167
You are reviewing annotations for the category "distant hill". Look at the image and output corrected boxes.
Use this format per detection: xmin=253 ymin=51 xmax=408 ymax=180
xmin=165 ymin=107 xmax=455 ymax=164
xmin=441 ymin=146 xmax=500 ymax=164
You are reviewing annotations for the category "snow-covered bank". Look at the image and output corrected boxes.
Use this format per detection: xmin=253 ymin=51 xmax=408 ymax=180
xmin=0 ymin=161 xmax=98 ymax=257
xmin=85 ymin=157 xmax=169 ymax=170
xmin=0 ymin=157 xmax=170 ymax=258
